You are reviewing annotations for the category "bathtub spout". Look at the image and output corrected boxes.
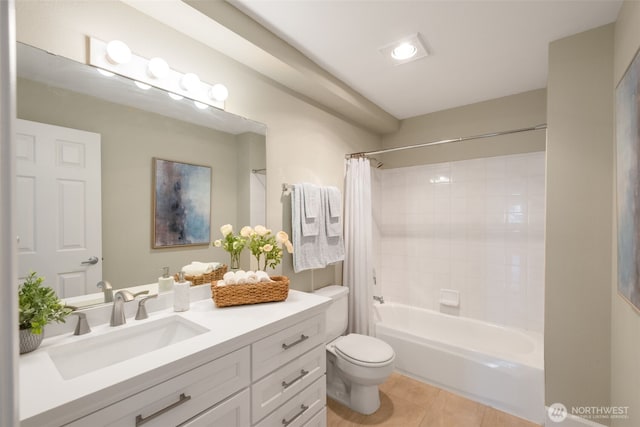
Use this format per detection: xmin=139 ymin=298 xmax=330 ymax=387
xmin=373 ymin=295 xmax=385 ymax=304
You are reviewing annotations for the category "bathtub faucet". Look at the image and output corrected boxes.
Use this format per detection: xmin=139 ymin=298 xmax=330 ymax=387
xmin=373 ymin=295 xmax=385 ymax=304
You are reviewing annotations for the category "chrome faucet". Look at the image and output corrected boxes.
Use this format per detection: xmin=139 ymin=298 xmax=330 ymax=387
xmin=373 ymin=295 xmax=385 ymax=304
xmin=110 ymin=290 xmax=149 ymax=326
xmin=97 ymin=280 xmax=113 ymax=303
xmin=66 ymin=306 xmax=91 ymax=335
xmin=135 ymin=294 xmax=158 ymax=320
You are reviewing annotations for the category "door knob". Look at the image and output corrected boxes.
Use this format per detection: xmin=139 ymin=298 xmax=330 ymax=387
xmin=81 ymin=256 xmax=99 ymax=265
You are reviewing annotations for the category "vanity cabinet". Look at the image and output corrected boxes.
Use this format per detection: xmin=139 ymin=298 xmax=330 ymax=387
xmin=252 ymin=314 xmax=325 ymax=379
xmin=251 ymin=345 xmax=325 ymax=423
xmin=21 ymin=291 xmax=330 ymax=427
xmin=251 ymin=313 xmax=326 ymax=425
xmin=180 ymin=389 xmax=250 ymax=427
xmin=254 ymin=376 xmax=326 ymax=427
xmin=66 ymin=347 xmax=250 ymax=427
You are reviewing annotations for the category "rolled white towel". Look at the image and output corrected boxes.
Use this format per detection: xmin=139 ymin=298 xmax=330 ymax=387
xmin=216 ymin=279 xmax=227 ymax=287
xmin=181 ymin=264 xmax=205 ymax=276
xmin=246 ymin=271 xmax=258 ymax=284
xmin=223 ymin=271 xmax=236 ymax=285
xmin=191 ymin=262 xmax=208 ymax=273
xmin=193 ymin=261 xmax=221 ymax=273
xmin=182 ymin=261 xmax=221 ymax=276
xmin=256 ymin=270 xmax=272 ymax=283
xmin=235 ymin=271 xmax=247 ymax=284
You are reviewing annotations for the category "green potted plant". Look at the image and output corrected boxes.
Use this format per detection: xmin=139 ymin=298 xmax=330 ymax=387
xmin=18 ymin=272 xmax=72 ymax=354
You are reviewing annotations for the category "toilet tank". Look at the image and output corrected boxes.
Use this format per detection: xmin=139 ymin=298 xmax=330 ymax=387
xmin=313 ymin=285 xmax=349 ymax=341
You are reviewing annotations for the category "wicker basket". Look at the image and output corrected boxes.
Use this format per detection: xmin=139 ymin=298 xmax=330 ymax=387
xmin=211 ymin=276 xmax=289 ymax=308
xmin=174 ymin=264 xmax=228 ymax=286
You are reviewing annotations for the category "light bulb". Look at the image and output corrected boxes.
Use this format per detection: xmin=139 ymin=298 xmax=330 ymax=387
xmin=134 ymin=81 xmax=151 ymax=90
xmin=147 ymin=57 xmax=169 ymax=79
xmin=180 ymin=73 xmax=201 ymax=92
xmin=168 ymin=92 xmax=184 ymax=101
xmin=194 ymin=101 xmax=209 ymax=110
xmin=105 ymin=40 xmax=132 ymax=65
xmin=97 ymin=68 xmax=115 ymax=77
xmin=208 ymin=84 xmax=229 ymax=102
xmin=391 ymin=42 xmax=417 ymax=60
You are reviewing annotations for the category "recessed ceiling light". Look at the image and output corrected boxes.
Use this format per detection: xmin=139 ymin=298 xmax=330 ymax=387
xmin=379 ymin=33 xmax=429 ymax=66
xmin=391 ymin=43 xmax=417 ymax=60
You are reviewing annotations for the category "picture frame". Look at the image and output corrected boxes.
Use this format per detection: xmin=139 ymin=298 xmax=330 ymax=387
xmin=152 ymin=158 xmax=211 ymax=248
xmin=615 ymin=47 xmax=640 ymax=312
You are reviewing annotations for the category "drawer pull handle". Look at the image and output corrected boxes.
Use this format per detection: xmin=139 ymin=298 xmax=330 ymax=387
xmin=135 ymin=393 xmax=191 ymax=426
xmin=282 ymin=369 xmax=309 ymax=389
xmin=282 ymin=404 xmax=309 ymax=426
xmin=282 ymin=334 xmax=309 ymax=350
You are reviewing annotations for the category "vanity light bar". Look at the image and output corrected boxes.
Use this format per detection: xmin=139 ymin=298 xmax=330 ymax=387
xmin=88 ymin=37 xmax=228 ymax=110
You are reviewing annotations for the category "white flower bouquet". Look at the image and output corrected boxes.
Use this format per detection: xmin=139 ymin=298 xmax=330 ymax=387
xmin=246 ymin=225 xmax=294 ymax=271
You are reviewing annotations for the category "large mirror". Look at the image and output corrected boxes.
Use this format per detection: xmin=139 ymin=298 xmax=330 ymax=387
xmin=16 ymin=42 xmax=267 ymax=306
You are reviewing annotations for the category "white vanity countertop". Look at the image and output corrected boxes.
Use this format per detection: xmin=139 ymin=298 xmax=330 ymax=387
xmin=19 ymin=289 xmax=331 ymax=427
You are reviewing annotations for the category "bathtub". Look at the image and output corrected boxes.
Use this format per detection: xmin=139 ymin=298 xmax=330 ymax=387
xmin=374 ymin=302 xmax=544 ymax=424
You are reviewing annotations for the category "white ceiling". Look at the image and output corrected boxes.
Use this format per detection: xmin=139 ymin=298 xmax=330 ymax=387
xmin=231 ymin=0 xmax=623 ymax=120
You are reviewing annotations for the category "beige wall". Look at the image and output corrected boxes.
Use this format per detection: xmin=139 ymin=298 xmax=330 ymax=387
xmin=611 ymin=2 xmax=640 ymax=426
xmin=19 ymin=2 xmax=640 ymax=422
xmin=545 ymin=24 xmax=614 ymax=420
xmin=236 ymin=131 xmax=267 ymax=270
xmin=16 ymin=0 xmax=381 ymax=292
xmin=380 ymin=89 xmax=546 ymax=167
xmin=17 ymin=77 xmax=247 ymax=288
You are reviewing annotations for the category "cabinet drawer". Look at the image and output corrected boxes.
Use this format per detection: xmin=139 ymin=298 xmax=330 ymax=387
xmin=254 ymin=376 xmax=326 ymax=427
xmin=252 ymin=314 xmax=325 ymax=380
xmin=67 ymin=347 xmax=250 ymax=427
xmin=178 ymin=389 xmax=250 ymax=427
xmin=252 ymin=345 xmax=325 ymax=423
xmin=302 ymin=407 xmax=326 ymax=427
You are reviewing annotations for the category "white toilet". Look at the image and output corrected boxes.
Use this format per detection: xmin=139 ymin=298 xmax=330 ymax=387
xmin=313 ymin=285 xmax=395 ymax=415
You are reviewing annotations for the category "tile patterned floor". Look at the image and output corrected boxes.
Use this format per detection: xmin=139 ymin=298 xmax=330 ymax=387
xmin=327 ymin=372 xmax=541 ymax=427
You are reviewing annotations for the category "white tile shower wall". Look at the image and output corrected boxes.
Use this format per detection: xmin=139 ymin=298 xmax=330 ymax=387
xmin=374 ymin=152 xmax=545 ymax=333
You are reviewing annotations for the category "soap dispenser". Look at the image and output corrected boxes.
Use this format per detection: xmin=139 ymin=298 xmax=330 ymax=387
xmin=173 ymin=271 xmax=191 ymax=312
xmin=158 ymin=267 xmax=174 ymax=293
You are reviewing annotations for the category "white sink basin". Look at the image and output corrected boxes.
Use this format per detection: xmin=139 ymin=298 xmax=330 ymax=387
xmin=47 ymin=316 xmax=208 ymax=380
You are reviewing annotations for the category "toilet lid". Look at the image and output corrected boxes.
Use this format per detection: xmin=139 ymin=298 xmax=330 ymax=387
xmin=334 ymin=334 xmax=395 ymax=365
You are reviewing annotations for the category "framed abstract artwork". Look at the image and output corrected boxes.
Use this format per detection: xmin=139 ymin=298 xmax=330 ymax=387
xmin=616 ymin=47 xmax=640 ymax=312
xmin=153 ymin=158 xmax=211 ymax=248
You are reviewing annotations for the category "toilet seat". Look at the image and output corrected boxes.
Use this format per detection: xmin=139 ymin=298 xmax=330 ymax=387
xmin=334 ymin=334 xmax=395 ymax=367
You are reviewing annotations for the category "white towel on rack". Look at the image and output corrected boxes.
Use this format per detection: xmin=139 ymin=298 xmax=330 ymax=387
xmin=292 ymin=184 xmax=326 ymax=272
xmin=301 ymin=183 xmax=320 ymax=236
xmin=303 ymin=183 xmax=320 ymax=218
xmin=325 ymin=186 xmax=342 ymax=237
xmin=326 ymin=186 xmax=341 ymax=219
xmin=322 ymin=187 xmax=345 ymax=264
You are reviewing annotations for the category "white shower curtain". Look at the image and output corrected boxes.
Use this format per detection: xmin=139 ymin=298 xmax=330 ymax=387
xmin=343 ymin=157 xmax=373 ymax=335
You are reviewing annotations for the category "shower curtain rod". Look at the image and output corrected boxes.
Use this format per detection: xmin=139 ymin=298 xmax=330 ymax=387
xmin=345 ymin=123 xmax=547 ymax=159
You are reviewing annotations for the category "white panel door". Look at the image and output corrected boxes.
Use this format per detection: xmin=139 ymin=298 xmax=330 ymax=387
xmin=16 ymin=119 xmax=102 ymax=298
